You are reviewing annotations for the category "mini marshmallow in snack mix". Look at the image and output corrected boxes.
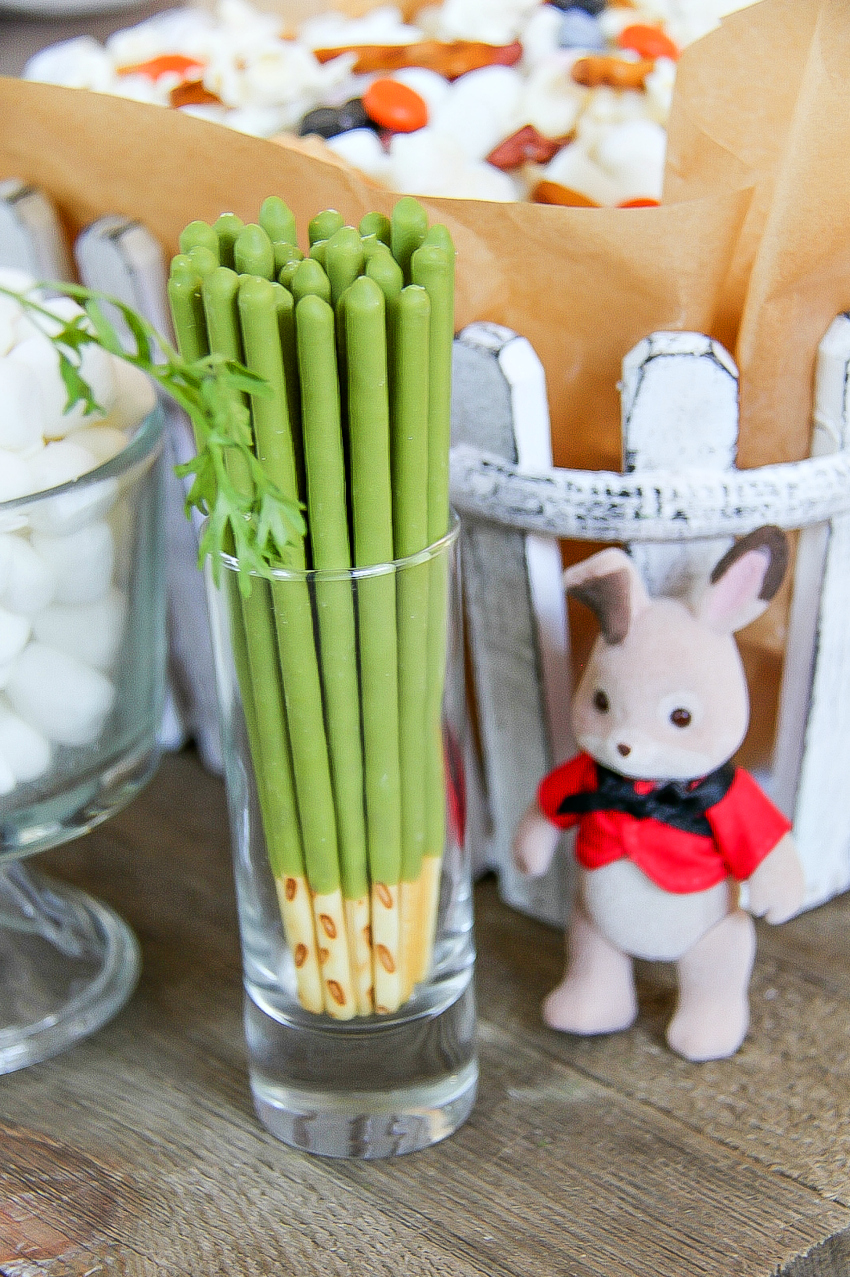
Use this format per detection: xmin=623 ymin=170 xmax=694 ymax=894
xmin=513 ymin=532 xmax=806 ymax=1064
xmin=0 ymin=271 xmax=156 ymax=799
xmin=24 ymin=0 xmax=758 ymax=207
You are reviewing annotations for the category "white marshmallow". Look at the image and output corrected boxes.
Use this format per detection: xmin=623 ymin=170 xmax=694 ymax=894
xmin=31 ymin=522 xmax=114 ymax=606
xmin=431 ymin=65 xmax=523 ymax=162
xmin=5 ymin=642 xmax=115 ymax=747
xmin=434 ymin=0 xmax=539 ymax=44
xmin=0 ymin=450 xmax=36 ymax=506
xmin=0 ymin=699 xmax=51 ymax=783
xmin=389 ymin=67 xmax=452 ymax=117
xmin=25 ymin=443 xmax=118 ymax=536
xmin=0 ymin=294 xmax=23 ymax=357
xmin=544 ymin=139 xmax=623 ymax=206
xmin=33 ymin=589 xmax=127 ymax=671
xmin=0 ymin=535 xmax=56 ymax=614
xmin=519 ymin=55 xmax=587 ymax=140
xmin=24 ymin=36 xmax=115 ymax=92
xmin=593 ymin=117 xmax=667 ymax=201
xmin=106 ymin=359 xmax=157 ymax=431
xmin=68 ymin=425 xmax=130 ymax=467
xmin=0 ymin=608 xmax=31 ymax=665
xmin=0 ymin=359 xmax=49 ymax=451
xmin=389 ymin=128 xmax=518 ymax=200
xmin=325 ymin=129 xmax=392 ymax=184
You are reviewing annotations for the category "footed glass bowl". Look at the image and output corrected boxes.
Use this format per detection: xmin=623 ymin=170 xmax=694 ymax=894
xmin=0 ymin=409 xmax=165 ymax=1072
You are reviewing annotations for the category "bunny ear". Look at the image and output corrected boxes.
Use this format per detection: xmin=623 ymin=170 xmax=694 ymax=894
xmin=697 ymin=526 xmax=789 ymax=633
xmin=562 ymin=547 xmax=649 ymax=645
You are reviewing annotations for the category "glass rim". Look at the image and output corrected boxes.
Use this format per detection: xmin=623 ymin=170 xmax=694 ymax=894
xmin=0 ymin=406 xmax=164 ymax=512
xmin=218 ymin=508 xmax=460 ymax=584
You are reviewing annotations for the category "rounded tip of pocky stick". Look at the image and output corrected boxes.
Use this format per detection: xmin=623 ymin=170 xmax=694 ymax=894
xmin=274 ymin=241 xmax=304 ymax=274
xmin=359 ymin=211 xmax=392 ymax=246
xmin=259 ymin=195 xmax=296 ymax=247
xmin=179 ymin=219 xmax=220 ymax=260
xmin=423 ymin=223 xmax=455 ymax=257
xmin=234 ymin=223 xmax=275 ymax=279
xmin=291 ymin=256 xmax=332 ymax=306
xmin=308 ymin=208 xmax=344 ymax=247
xmin=187 ymin=244 xmax=219 ymax=279
xmin=391 ymin=196 xmax=429 ymax=282
xmin=213 ymin=213 xmax=245 ymax=269
xmin=365 ymin=250 xmax=403 ymax=306
xmin=309 ymin=239 xmax=328 ymax=267
xmin=361 ymin=233 xmax=392 ymax=263
xmin=325 ymin=225 xmax=365 ymax=308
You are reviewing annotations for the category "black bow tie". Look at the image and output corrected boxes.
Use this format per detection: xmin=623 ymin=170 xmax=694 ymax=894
xmin=556 ymin=762 xmax=735 ymax=837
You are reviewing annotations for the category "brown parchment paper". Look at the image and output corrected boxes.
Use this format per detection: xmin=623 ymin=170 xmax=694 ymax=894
xmin=666 ymin=0 xmax=850 ymax=469
xmin=0 ymin=77 xmax=747 ymax=480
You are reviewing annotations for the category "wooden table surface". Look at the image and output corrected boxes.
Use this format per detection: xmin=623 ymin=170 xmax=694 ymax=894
xmin=1 ymin=747 xmax=849 ymax=1277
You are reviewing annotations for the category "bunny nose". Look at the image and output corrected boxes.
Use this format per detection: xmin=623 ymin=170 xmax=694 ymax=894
xmin=617 ymin=743 xmax=631 ymax=757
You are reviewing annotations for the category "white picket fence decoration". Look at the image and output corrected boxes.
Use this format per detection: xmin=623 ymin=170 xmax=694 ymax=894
xmin=451 ymin=319 xmax=850 ymax=918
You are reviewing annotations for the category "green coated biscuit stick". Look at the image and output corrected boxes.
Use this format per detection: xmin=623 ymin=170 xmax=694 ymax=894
xmin=297 ymin=293 xmax=370 ymax=902
xmin=361 ymin=233 xmax=392 ymax=263
xmin=391 ymin=196 xmax=428 ymax=284
xmin=272 ymin=283 xmax=305 ymax=506
xmin=179 ymin=220 xmax=220 ymax=261
xmin=187 ymin=245 xmax=218 ymax=280
xmin=324 ymin=226 xmax=364 ymax=309
xmin=234 ymin=224 xmax=275 ymax=279
xmin=359 ymin=211 xmax=392 ymax=246
xmin=411 ymin=242 xmax=455 ymax=543
xmin=309 ymin=240 xmax=328 ymax=267
xmin=291 ymin=257 xmax=332 ymax=306
xmin=167 ymin=260 xmax=208 ymax=367
xmin=278 ymin=259 xmax=301 ymax=291
xmin=309 ymin=208 xmax=344 ymax=246
xmin=274 ymin=242 xmax=304 ymax=275
xmin=238 ymin=273 xmax=355 ymax=1013
xmin=259 ymin=195 xmax=296 ymax=248
xmin=344 ymin=275 xmax=402 ymax=1010
xmin=213 ymin=213 xmax=244 ymax=269
xmin=237 ymin=275 xmax=301 ymax=540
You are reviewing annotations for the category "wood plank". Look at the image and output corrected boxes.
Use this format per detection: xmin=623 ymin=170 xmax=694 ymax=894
xmin=1 ymin=752 xmax=846 ymax=1277
xmin=474 ymin=875 xmax=850 ymax=1210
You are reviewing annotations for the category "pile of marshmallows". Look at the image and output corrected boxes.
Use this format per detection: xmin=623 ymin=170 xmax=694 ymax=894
xmin=25 ymin=0 xmax=756 ymax=206
xmin=0 ymin=271 xmax=155 ymax=799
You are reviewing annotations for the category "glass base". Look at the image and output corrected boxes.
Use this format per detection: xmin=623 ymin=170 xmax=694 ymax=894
xmin=246 ymin=979 xmax=478 ymax=1158
xmin=0 ymin=864 xmax=141 ymax=1074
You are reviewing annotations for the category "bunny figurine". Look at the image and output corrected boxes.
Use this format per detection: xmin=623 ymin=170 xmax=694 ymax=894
xmin=513 ymin=527 xmax=805 ymax=1062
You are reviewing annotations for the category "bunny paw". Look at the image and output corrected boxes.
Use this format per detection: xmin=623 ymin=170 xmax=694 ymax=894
xmin=666 ymin=996 xmax=749 ymax=1062
xmin=543 ymin=977 xmax=637 ymax=1036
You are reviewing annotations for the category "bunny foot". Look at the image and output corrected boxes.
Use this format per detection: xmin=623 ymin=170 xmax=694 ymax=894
xmin=544 ymin=908 xmax=637 ymax=1036
xmin=667 ymin=909 xmax=756 ymax=1062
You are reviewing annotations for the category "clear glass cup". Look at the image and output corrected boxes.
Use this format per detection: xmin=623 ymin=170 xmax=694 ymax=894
xmin=0 ymin=408 xmax=166 ymax=1072
xmin=207 ymin=514 xmax=477 ymax=1158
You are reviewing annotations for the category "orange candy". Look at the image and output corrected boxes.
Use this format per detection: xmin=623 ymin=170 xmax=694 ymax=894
xmin=362 ymin=78 xmax=428 ymax=133
xmin=617 ymin=197 xmax=661 ymax=208
xmin=117 ymin=53 xmax=205 ymax=80
xmin=616 ymin=24 xmax=680 ymax=61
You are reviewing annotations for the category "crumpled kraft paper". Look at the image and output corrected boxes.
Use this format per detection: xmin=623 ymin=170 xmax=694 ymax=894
xmin=0 ymin=77 xmax=746 ymax=481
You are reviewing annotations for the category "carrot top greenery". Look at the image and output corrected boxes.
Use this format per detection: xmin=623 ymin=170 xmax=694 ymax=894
xmin=0 ymin=279 xmax=304 ymax=593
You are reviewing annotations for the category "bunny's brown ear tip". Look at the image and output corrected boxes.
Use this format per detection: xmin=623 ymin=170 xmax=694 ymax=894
xmin=710 ymin=525 xmax=789 ymax=601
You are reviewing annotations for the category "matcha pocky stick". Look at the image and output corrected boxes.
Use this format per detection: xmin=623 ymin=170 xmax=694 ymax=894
xmin=343 ymin=274 xmax=403 ymax=1014
xmin=411 ymin=240 xmax=456 ymax=982
xmin=296 ymin=293 xmax=372 ymax=1015
xmin=238 ymin=274 xmax=356 ymax=1020
xmin=168 ymin=250 xmax=324 ymax=1013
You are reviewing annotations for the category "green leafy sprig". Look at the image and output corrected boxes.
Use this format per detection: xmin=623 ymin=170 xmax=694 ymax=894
xmin=0 ymin=281 xmax=305 ymax=594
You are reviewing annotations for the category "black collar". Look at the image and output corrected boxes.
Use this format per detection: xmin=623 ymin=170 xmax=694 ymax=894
xmin=556 ymin=761 xmax=735 ymax=836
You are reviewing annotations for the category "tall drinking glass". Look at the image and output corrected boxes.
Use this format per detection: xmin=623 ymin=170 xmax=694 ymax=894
xmin=207 ymin=515 xmax=477 ymax=1158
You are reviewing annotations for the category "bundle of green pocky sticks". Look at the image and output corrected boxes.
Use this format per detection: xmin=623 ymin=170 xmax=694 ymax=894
xmin=167 ymin=196 xmax=455 ymax=1020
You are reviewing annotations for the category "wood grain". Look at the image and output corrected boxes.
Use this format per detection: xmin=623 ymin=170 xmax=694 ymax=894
xmin=0 ymin=750 xmax=847 ymax=1277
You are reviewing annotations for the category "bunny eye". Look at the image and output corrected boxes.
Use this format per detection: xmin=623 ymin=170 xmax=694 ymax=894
xmin=670 ymin=708 xmax=692 ymax=728
xmin=658 ymin=693 xmax=702 ymax=731
xmin=593 ymin=689 xmax=610 ymax=713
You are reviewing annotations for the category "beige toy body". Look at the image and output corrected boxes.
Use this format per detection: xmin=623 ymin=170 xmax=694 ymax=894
xmin=513 ymin=528 xmax=805 ymax=1061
